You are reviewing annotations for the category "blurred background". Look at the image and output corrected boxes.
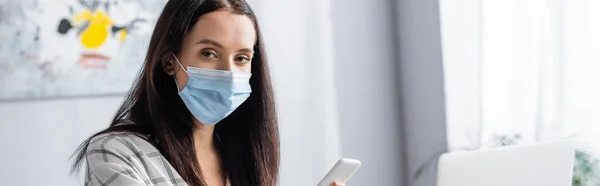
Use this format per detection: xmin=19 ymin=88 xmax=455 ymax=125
xmin=0 ymin=0 xmax=599 ymax=186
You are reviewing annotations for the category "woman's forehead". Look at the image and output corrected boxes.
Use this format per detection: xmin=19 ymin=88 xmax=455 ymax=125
xmin=186 ymin=11 xmax=257 ymax=48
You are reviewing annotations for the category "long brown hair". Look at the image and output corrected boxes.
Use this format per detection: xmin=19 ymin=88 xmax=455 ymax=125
xmin=70 ymin=0 xmax=280 ymax=185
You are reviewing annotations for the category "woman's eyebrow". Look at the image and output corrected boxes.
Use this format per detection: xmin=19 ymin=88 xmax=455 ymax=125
xmin=238 ymin=48 xmax=254 ymax=53
xmin=196 ymin=39 xmax=224 ymax=49
xmin=197 ymin=39 xmax=254 ymax=53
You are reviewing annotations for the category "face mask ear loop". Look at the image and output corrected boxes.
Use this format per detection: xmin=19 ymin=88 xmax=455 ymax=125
xmin=171 ymin=53 xmax=188 ymax=73
xmin=171 ymin=53 xmax=187 ymax=92
xmin=173 ymin=75 xmax=182 ymax=92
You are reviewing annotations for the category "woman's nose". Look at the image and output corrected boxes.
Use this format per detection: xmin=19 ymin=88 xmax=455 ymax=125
xmin=218 ymin=58 xmax=235 ymax=72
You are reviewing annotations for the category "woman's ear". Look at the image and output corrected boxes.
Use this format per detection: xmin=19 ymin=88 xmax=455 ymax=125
xmin=161 ymin=54 xmax=176 ymax=75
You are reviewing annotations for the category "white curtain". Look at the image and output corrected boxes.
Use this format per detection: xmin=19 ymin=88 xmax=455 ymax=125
xmin=249 ymin=0 xmax=342 ymax=185
xmin=440 ymin=0 xmax=600 ymax=152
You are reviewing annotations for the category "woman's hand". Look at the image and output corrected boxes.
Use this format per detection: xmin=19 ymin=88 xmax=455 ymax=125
xmin=330 ymin=181 xmax=345 ymax=186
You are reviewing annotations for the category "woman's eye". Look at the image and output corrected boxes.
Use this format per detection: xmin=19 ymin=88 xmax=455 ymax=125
xmin=235 ymin=56 xmax=250 ymax=63
xmin=201 ymin=51 xmax=217 ymax=58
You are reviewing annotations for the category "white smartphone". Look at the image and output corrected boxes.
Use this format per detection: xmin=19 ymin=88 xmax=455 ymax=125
xmin=317 ymin=158 xmax=362 ymax=186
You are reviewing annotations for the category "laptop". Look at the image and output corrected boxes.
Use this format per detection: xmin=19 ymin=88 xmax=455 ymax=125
xmin=437 ymin=140 xmax=575 ymax=186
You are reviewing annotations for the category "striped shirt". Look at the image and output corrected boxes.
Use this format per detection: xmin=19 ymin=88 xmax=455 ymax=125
xmin=85 ymin=132 xmax=229 ymax=186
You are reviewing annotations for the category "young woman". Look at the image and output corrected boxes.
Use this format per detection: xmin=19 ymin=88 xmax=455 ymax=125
xmin=70 ymin=0 xmax=277 ymax=185
xmin=71 ymin=0 xmax=344 ymax=185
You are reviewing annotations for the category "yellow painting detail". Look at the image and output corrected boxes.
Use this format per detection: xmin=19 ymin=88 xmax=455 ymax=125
xmin=73 ymin=10 xmax=115 ymax=49
xmin=119 ymin=29 xmax=128 ymax=43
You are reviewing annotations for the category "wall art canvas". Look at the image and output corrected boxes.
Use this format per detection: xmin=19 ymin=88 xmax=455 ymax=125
xmin=0 ymin=0 xmax=166 ymax=100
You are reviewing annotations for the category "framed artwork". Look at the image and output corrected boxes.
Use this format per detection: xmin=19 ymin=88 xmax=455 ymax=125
xmin=0 ymin=0 xmax=166 ymax=100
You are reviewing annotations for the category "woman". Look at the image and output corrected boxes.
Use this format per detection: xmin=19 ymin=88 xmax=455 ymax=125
xmin=70 ymin=0 xmax=276 ymax=185
xmin=71 ymin=0 xmax=343 ymax=185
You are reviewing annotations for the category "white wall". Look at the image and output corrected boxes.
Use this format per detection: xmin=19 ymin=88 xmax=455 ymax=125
xmin=331 ymin=0 xmax=406 ymax=185
xmin=0 ymin=96 xmax=123 ymax=186
xmin=0 ymin=0 xmax=411 ymax=185
xmin=330 ymin=0 xmax=448 ymax=186
xmin=395 ymin=0 xmax=448 ymax=186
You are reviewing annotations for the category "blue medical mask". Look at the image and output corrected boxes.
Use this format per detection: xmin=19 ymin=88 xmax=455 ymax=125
xmin=171 ymin=53 xmax=252 ymax=125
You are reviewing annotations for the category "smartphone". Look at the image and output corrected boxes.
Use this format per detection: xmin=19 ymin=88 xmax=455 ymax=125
xmin=317 ymin=158 xmax=362 ymax=186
